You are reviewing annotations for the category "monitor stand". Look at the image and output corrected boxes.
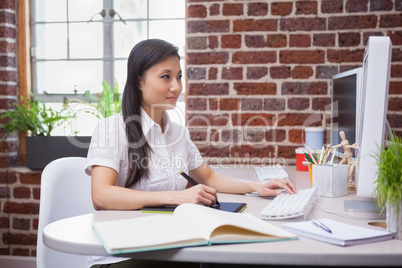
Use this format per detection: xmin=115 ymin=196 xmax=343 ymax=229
xmin=344 ymin=200 xmax=386 ymax=219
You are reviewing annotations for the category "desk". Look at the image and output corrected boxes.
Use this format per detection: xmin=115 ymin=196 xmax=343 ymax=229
xmin=43 ymin=167 xmax=402 ymax=266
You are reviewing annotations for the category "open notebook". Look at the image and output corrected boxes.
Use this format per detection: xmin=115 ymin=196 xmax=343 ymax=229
xmin=93 ymin=203 xmax=298 ymax=254
xmin=281 ymin=218 xmax=393 ymax=246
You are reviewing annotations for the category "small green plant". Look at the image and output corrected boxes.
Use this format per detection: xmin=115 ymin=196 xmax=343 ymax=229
xmin=374 ymin=133 xmax=402 ymax=214
xmin=0 ymin=94 xmax=74 ymax=137
xmin=84 ymin=80 xmax=122 ymax=119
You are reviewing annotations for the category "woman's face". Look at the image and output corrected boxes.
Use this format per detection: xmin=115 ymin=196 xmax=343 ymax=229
xmin=139 ymin=56 xmax=182 ymax=115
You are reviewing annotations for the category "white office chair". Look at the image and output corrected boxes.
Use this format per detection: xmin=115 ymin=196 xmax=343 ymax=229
xmin=37 ymin=157 xmax=95 ymax=268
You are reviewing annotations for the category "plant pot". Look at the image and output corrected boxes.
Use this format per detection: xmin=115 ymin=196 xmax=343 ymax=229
xmin=25 ymin=136 xmax=91 ymax=170
xmin=386 ymin=200 xmax=402 ymax=240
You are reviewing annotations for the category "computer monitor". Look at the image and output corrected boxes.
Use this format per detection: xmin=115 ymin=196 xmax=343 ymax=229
xmin=355 ymin=36 xmax=392 ymax=198
xmin=330 ymin=67 xmax=362 ymax=159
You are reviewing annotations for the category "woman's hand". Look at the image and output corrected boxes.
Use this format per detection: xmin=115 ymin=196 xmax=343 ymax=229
xmin=254 ymin=178 xmax=297 ymax=196
xmin=178 ymin=184 xmax=218 ymax=206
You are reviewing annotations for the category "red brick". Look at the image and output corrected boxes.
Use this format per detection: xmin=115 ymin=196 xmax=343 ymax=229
xmin=292 ymin=66 xmax=314 ymax=79
xmin=199 ymin=145 xmax=230 ymax=158
xmin=0 ymin=97 xmax=16 ymax=110
xmin=265 ymin=129 xmax=286 ymax=142
xmin=209 ymin=98 xmax=218 ymax=110
xmin=209 ymin=36 xmax=219 ymax=49
xmin=3 ymin=233 xmax=37 ymax=246
xmin=247 ymin=67 xmax=268 ymax=79
xmin=391 ymin=64 xmax=402 ymax=78
xmin=370 ymin=0 xmax=393 ymax=11
xmin=312 ymin=97 xmax=331 ymax=111
xmin=388 ymin=97 xmax=402 ymax=111
xmin=12 ymin=218 xmax=30 ymax=230
xmin=243 ymin=129 xmax=265 ymax=142
xmin=280 ymin=50 xmax=325 ymax=64
xmin=33 ymin=188 xmax=40 ymax=200
xmin=187 ymin=113 xmax=229 ymax=127
xmin=3 ymin=202 xmax=39 ymax=214
xmin=234 ymin=83 xmax=276 ymax=95
xmin=387 ymin=114 xmax=402 ymax=128
xmin=0 ymin=187 xmax=9 ymax=198
xmin=346 ymin=0 xmax=368 ymax=12
xmin=313 ymin=33 xmax=335 ymax=47
xmin=0 ymin=216 xmax=9 ymax=228
xmin=288 ymin=98 xmax=310 ymax=110
xmin=188 ymin=83 xmax=229 ymax=96
xmin=208 ymin=67 xmax=218 ymax=80
xmin=222 ymin=67 xmax=243 ymax=80
xmin=209 ymin=4 xmax=220 ymax=16
xmin=339 ymin=32 xmax=361 ymax=47
xmin=280 ymin=18 xmax=326 ymax=31
xmin=187 ymin=37 xmax=207 ymax=49
xmin=380 ymin=14 xmax=402 ymax=28
xmin=327 ymin=49 xmax=364 ymax=63
xmin=187 ymin=67 xmax=206 ymax=80
xmin=281 ymin=82 xmax=328 ymax=95
xmin=389 ymin=81 xmax=402 ymax=94
xmin=189 ymin=129 xmax=208 ymax=142
xmin=389 ymin=31 xmax=402 ymax=46
xmin=289 ymin=34 xmax=311 ymax=47
xmin=187 ymin=52 xmax=228 ymax=65
xmin=0 ymin=0 xmax=16 ymax=9
xmin=0 ymin=40 xmax=16 ymax=53
xmin=231 ymin=113 xmax=275 ymax=126
xmin=221 ymin=34 xmax=241 ymax=48
xmin=187 ymin=98 xmax=207 ymax=110
xmin=13 ymin=187 xmax=31 ymax=199
xmin=264 ymin=98 xmax=286 ymax=111
xmin=232 ymin=51 xmax=276 ymax=64
xmin=188 ymin=4 xmax=207 ymax=18
xmin=245 ymin=35 xmax=266 ymax=48
xmin=267 ymin=34 xmax=287 ymax=47
xmin=210 ymin=129 xmax=219 ymax=142
xmin=271 ymin=2 xmax=293 ymax=16
xmin=222 ymin=129 xmax=241 ymax=143
xmin=270 ymin=66 xmax=291 ymax=79
xmin=0 ymin=155 xmax=18 ymax=168
xmin=0 ymin=70 xmax=16 ymax=82
xmin=222 ymin=3 xmax=243 ymax=16
xmin=0 ymin=83 xmax=17 ymax=95
xmin=220 ymin=98 xmax=239 ymax=111
xmin=289 ymin=129 xmax=303 ymax=144
xmin=19 ymin=172 xmax=41 ymax=185
xmin=233 ymin=19 xmax=277 ymax=32
xmin=278 ymin=113 xmax=322 ymax=127
xmin=328 ymin=15 xmax=377 ymax=30
xmin=321 ymin=0 xmax=343 ymax=13
xmin=0 ymin=139 xmax=17 ymax=153
xmin=278 ymin=145 xmax=300 ymax=159
xmin=0 ymin=55 xmax=16 ymax=67
xmin=0 ymin=26 xmax=16 ymax=39
xmin=296 ymin=1 xmax=317 ymax=15
xmin=187 ymin=20 xmax=230 ymax=33
xmin=248 ymin=2 xmax=268 ymax=16
xmin=391 ymin=47 xmax=402 ymax=61
xmin=231 ymin=145 xmax=275 ymax=158
xmin=241 ymin=99 xmax=263 ymax=110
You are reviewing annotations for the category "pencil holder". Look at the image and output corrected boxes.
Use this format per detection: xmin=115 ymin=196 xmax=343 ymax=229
xmin=302 ymin=161 xmax=313 ymax=187
xmin=312 ymin=164 xmax=348 ymax=197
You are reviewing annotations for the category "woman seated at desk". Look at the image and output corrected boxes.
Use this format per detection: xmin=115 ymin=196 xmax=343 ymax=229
xmin=85 ymin=38 xmax=296 ymax=268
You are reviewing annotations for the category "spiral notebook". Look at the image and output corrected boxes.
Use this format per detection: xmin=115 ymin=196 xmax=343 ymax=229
xmin=281 ymin=218 xmax=393 ymax=246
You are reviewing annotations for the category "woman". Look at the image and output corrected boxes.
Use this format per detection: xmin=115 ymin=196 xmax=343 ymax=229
xmin=85 ymin=39 xmax=296 ymax=267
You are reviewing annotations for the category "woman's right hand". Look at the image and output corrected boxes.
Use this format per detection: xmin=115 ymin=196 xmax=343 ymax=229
xmin=178 ymin=184 xmax=218 ymax=206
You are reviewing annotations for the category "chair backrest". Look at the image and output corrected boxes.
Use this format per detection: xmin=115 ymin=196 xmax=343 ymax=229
xmin=37 ymin=157 xmax=95 ymax=268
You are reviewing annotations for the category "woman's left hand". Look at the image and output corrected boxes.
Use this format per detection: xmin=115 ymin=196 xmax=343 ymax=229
xmin=254 ymin=178 xmax=297 ymax=196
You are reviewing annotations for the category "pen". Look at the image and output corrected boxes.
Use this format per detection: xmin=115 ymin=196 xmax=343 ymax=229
xmin=303 ymin=153 xmax=314 ymax=164
xmin=179 ymin=171 xmax=220 ymax=206
xmin=312 ymin=219 xmax=332 ymax=233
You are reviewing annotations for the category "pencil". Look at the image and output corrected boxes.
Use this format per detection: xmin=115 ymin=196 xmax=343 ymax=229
xmin=179 ymin=171 xmax=221 ymax=206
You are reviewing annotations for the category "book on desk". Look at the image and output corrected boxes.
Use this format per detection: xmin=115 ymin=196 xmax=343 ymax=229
xmin=92 ymin=203 xmax=298 ymax=254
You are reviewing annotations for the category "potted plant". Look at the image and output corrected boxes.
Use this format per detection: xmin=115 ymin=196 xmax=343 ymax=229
xmin=374 ymin=132 xmax=402 ymax=239
xmin=84 ymin=80 xmax=122 ymax=119
xmin=0 ymin=95 xmax=91 ymax=169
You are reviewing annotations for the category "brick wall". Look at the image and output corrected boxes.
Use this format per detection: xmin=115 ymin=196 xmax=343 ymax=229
xmin=0 ymin=0 xmax=401 ymax=259
xmin=186 ymin=0 xmax=402 ymax=166
xmin=0 ymin=0 xmax=41 ymax=257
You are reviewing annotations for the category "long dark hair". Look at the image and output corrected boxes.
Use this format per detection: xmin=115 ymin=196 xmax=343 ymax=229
xmin=122 ymin=39 xmax=180 ymax=188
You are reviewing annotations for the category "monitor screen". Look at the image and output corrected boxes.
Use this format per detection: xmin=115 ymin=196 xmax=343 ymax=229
xmin=330 ymin=68 xmax=362 ymax=159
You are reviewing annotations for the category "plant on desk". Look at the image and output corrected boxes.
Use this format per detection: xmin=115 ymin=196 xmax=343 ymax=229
xmin=374 ymin=132 xmax=402 ymax=239
xmin=0 ymin=94 xmax=90 ymax=169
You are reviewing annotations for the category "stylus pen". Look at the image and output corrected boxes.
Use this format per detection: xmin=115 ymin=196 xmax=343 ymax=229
xmin=312 ymin=219 xmax=332 ymax=233
xmin=179 ymin=170 xmax=220 ymax=206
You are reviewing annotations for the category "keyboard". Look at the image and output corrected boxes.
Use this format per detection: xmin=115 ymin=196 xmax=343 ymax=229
xmin=254 ymin=164 xmax=289 ymax=181
xmin=260 ymin=187 xmax=317 ymax=220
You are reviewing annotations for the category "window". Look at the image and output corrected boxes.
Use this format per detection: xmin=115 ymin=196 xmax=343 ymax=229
xmin=30 ymin=0 xmax=186 ymax=134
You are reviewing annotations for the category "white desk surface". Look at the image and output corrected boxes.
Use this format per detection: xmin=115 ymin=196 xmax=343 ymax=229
xmin=43 ymin=166 xmax=402 ymax=266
